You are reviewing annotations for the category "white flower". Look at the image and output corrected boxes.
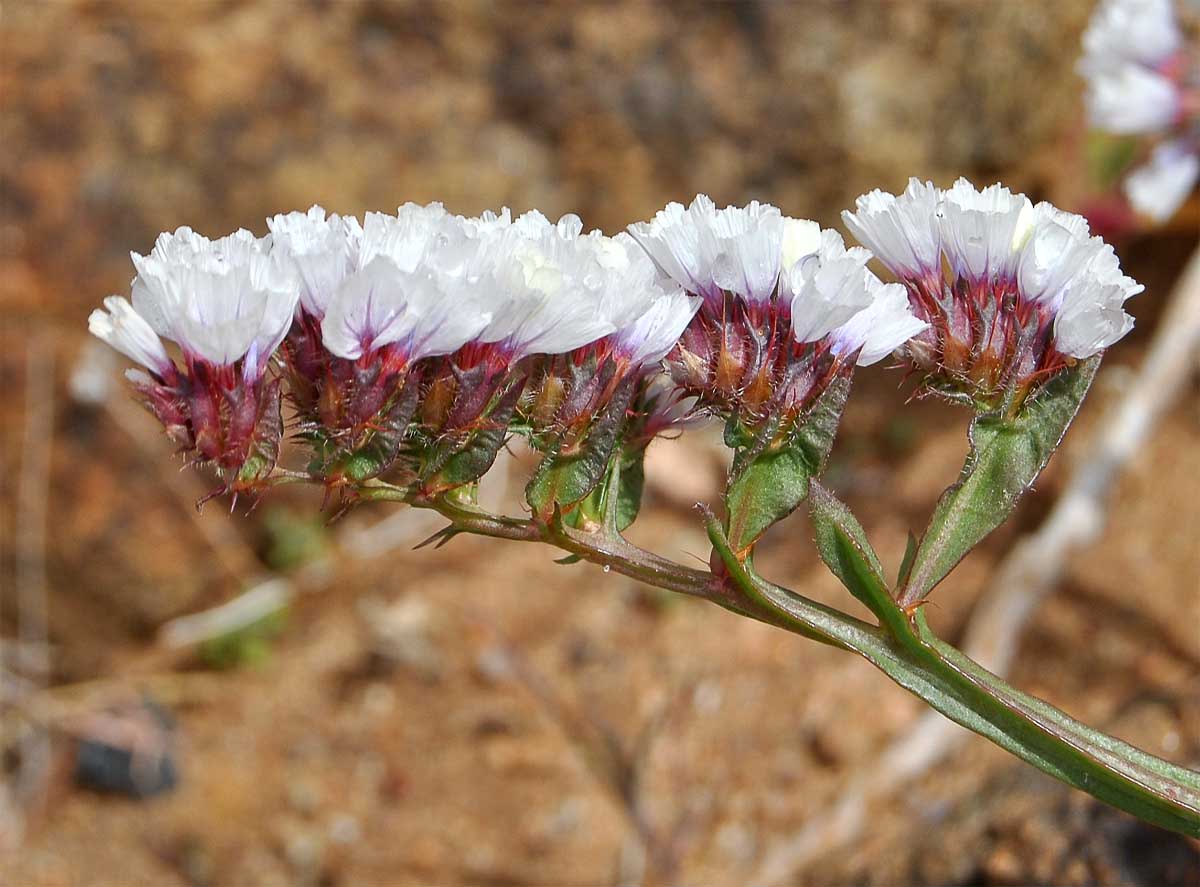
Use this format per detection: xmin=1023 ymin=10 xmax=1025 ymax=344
xmin=1083 ymin=63 xmax=1180 ymax=134
xmin=476 ymin=212 xmax=632 ymax=358
xmin=1015 ymin=203 xmax=1142 ymax=358
xmin=267 ymin=205 xmax=363 ymax=318
xmin=937 ymin=179 xmax=1034 ymax=284
xmin=130 ymin=227 xmax=300 ymax=373
xmin=88 ymin=296 xmax=173 ymax=375
xmin=320 ymin=256 xmax=492 ymax=361
xmin=1124 ymin=140 xmax=1200 ymax=222
xmin=628 ymin=195 xmax=786 ymax=303
xmin=1054 ymin=280 xmax=1137 ymax=358
xmin=1079 ymin=0 xmax=1181 ymax=72
xmin=840 ymin=178 xmax=942 ymax=281
xmin=782 ymin=229 xmax=878 ymax=344
xmin=829 ymin=278 xmax=929 ymax=366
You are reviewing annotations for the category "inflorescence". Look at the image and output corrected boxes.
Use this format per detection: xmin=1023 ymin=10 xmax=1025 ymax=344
xmin=89 ymin=182 xmax=1140 ymax=505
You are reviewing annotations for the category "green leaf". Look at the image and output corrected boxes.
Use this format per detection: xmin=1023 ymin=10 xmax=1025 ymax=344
xmin=807 ymin=481 xmax=912 ymax=642
xmin=903 ymin=357 xmax=1099 ymax=603
xmin=732 ymin=567 xmax=1200 ymax=837
xmin=572 ymin=446 xmax=647 ymax=533
xmin=723 ymin=374 xmax=850 ymax=554
xmin=526 ymin=379 xmax=637 ymax=520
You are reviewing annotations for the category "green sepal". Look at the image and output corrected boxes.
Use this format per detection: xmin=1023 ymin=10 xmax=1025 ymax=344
xmin=525 ymin=378 xmax=637 ymax=520
xmin=723 ymin=374 xmax=850 ymax=555
xmin=568 ymin=445 xmax=647 ymax=533
xmin=420 ymin=383 xmax=524 ymax=495
xmin=903 ymin=356 xmax=1100 ymax=603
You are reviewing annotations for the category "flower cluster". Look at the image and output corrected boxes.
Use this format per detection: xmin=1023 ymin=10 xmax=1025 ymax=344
xmin=1079 ymin=0 xmax=1199 ymax=221
xmin=88 ymin=228 xmax=299 ymax=493
xmin=89 ymin=183 xmax=1139 ymax=504
xmin=843 ymin=178 xmax=1142 ymax=409
xmin=629 ymin=195 xmax=926 ymax=438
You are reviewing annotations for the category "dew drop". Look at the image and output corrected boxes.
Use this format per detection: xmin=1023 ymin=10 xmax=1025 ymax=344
xmin=602 ymin=565 xmax=611 ymax=573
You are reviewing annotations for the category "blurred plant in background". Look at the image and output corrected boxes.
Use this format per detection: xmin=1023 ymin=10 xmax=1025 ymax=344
xmin=1080 ymin=0 xmax=1199 ymax=222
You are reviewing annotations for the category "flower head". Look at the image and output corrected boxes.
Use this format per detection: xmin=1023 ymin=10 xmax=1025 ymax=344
xmin=130 ymin=227 xmax=299 ymax=379
xmin=844 ymin=179 xmax=1142 ymax=408
xmin=90 ymin=225 xmax=302 ymax=488
xmin=630 ymin=197 xmax=926 ymax=431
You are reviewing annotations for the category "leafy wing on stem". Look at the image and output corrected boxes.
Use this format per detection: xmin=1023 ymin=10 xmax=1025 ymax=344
xmin=902 ymin=355 xmax=1100 ymax=604
xmin=723 ymin=374 xmax=851 ymax=555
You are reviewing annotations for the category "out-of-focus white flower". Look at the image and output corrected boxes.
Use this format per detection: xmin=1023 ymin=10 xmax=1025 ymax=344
xmin=1124 ymin=140 xmax=1200 ymax=221
xmin=88 ymin=296 xmax=173 ymax=376
xmin=1084 ymin=63 xmax=1181 ymax=134
xmin=267 ymin=205 xmax=363 ymax=318
xmin=1079 ymin=0 xmax=1181 ymax=73
xmin=129 ymin=227 xmax=299 ymax=376
xmin=937 ymin=179 xmax=1034 ymax=284
xmin=841 ymin=178 xmax=942 ymax=282
xmin=320 ymin=256 xmax=492 ymax=361
xmin=628 ymin=195 xmax=786 ymax=303
xmin=830 ymin=278 xmax=931 ymax=367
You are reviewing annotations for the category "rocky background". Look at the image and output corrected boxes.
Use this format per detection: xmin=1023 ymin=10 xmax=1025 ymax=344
xmin=2 ymin=1 xmax=1198 ymax=885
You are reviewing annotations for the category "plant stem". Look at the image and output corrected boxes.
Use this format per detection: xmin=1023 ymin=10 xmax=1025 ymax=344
xmin=419 ymin=491 xmax=1199 ymax=836
xmin=308 ymin=476 xmax=1200 ymax=836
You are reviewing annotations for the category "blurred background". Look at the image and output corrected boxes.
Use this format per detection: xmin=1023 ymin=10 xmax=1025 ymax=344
xmin=2 ymin=1 xmax=1198 ymax=884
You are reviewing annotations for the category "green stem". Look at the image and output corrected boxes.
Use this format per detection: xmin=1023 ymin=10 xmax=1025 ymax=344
xmin=347 ymin=479 xmax=1200 ymax=836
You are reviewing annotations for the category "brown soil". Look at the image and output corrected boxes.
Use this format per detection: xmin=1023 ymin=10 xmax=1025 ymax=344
xmin=2 ymin=3 xmax=1198 ymax=885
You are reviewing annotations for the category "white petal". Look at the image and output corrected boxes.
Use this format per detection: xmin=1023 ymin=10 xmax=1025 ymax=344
xmin=937 ymin=179 xmax=1032 ymax=283
xmin=783 ymin=230 xmax=876 ymax=343
xmin=1054 ymin=281 xmax=1136 ymax=358
xmin=830 ymin=279 xmax=929 ymax=366
xmin=268 ymin=205 xmax=363 ymax=317
xmin=615 ymin=287 xmax=700 ymax=367
xmin=841 ymin=178 xmax=942 ymax=280
xmin=88 ymin=296 xmax=173 ymax=374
